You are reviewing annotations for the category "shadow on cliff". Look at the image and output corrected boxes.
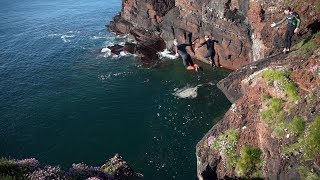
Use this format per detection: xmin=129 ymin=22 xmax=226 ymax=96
xmin=307 ymin=19 xmax=320 ymax=34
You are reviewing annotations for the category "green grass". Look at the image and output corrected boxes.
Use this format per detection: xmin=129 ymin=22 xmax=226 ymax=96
xmin=260 ymin=98 xmax=284 ymax=124
xmin=302 ymin=116 xmax=320 ymax=160
xmin=272 ymin=120 xmax=288 ymax=138
xmin=235 ymin=146 xmax=262 ymax=177
xmin=283 ymin=141 xmax=301 ymax=155
xmin=211 ymin=129 xmax=240 ymax=170
xmin=293 ymin=32 xmax=320 ymax=58
xmin=261 ymin=93 xmax=272 ymax=101
xmin=260 ymin=98 xmax=305 ymax=138
xmin=261 ymin=70 xmax=299 ymax=102
xmin=298 ymin=166 xmax=320 ymax=180
xmin=269 ymin=98 xmax=283 ymax=112
xmin=283 ymin=116 xmax=320 ymax=161
xmin=316 ymin=2 xmax=320 ymax=13
xmin=288 ymin=116 xmax=305 ymax=135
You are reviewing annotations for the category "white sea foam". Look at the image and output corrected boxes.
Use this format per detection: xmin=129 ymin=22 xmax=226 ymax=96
xmin=48 ymin=31 xmax=77 ymax=43
xmin=91 ymin=35 xmax=105 ymax=40
xmin=48 ymin=33 xmax=62 ymax=37
xmin=61 ymin=35 xmax=75 ymax=43
xmin=101 ymin=47 xmax=111 ymax=53
xmin=98 ymin=72 xmax=133 ymax=81
xmin=158 ymin=49 xmax=177 ymax=59
xmin=116 ymin=34 xmax=128 ymax=39
xmin=119 ymin=51 xmax=130 ymax=57
xmin=101 ymin=47 xmax=112 ymax=57
xmin=98 ymin=73 xmax=112 ymax=80
xmin=207 ymin=81 xmax=215 ymax=86
xmin=173 ymin=84 xmax=203 ymax=99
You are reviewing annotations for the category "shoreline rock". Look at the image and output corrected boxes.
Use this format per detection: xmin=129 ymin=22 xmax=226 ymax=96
xmin=0 ymin=154 xmax=143 ymax=180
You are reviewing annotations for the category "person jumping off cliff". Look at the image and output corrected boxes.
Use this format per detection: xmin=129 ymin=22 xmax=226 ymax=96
xmin=173 ymin=39 xmax=201 ymax=72
xmin=195 ymin=35 xmax=219 ymax=68
xmin=270 ymin=6 xmax=301 ymax=54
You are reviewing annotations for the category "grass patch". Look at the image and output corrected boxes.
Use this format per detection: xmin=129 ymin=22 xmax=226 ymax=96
xmin=261 ymin=93 xmax=272 ymax=101
xmin=235 ymin=146 xmax=262 ymax=177
xmin=293 ymin=32 xmax=320 ymax=58
xmin=316 ymin=2 xmax=320 ymax=13
xmin=261 ymin=70 xmax=299 ymax=102
xmin=260 ymin=99 xmax=304 ymax=138
xmin=283 ymin=116 xmax=320 ymax=160
xmin=261 ymin=98 xmax=283 ymax=121
xmin=298 ymin=166 xmax=320 ymax=180
xmin=283 ymin=141 xmax=301 ymax=155
xmin=288 ymin=116 xmax=305 ymax=135
xmin=302 ymin=116 xmax=320 ymax=160
xmin=211 ymin=129 xmax=240 ymax=170
xmin=269 ymin=98 xmax=283 ymax=112
xmin=272 ymin=120 xmax=288 ymax=138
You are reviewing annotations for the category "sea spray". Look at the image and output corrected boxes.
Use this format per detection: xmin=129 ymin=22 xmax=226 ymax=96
xmin=173 ymin=84 xmax=203 ymax=99
xmin=158 ymin=49 xmax=177 ymax=60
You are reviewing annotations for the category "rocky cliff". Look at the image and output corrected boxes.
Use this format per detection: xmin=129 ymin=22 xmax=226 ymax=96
xmin=110 ymin=0 xmax=319 ymax=70
xmin=109 ymin=0 xmax=320 ymax=179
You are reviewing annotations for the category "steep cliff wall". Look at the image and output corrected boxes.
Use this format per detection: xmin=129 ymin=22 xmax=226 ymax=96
xmin=109 ymin=0 xmax=320 ymax=179
xmin=110 ymin=0 xmax=319 ymax=70
xmin=196 ymin=33 xmax=320 ymax=179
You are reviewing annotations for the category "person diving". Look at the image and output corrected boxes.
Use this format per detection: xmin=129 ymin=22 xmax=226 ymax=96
xmin=173 ymin=39 xmax=201 ymax=72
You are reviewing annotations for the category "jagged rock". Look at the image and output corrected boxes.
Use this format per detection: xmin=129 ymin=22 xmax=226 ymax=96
xmin=101 ymin=154 xmax=143 ymax=180
xmin=108 ymin=43 xmax=136 ymax=55
xmin=0 ymin=155 xmax=142 ymax=180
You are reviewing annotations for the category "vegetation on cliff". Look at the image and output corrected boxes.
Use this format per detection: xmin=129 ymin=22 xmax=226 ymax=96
xmin=198 ymin=26 xmax=319 ymax=180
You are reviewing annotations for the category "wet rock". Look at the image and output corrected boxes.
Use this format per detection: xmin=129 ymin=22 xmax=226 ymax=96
xmin=108 ymin=43 xmax=136 ymax=55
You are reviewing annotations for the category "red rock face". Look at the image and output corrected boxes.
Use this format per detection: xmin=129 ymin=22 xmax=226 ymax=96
xmin=110 ymin=0 xmax=319 ymax=70
xmin=197 ymin=45 xmax=320 ymax=179
xmin=109 ymin=1 xmax=320 ymax=178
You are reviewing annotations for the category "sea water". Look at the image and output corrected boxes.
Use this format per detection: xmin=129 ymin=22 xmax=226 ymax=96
xmin=0 ymin=0 xmax=231 ymax=179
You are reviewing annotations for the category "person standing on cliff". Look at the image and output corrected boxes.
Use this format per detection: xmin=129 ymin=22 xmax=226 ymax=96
xmin=173 ymin=39 xmax=201 ymax=72
xmin=195 ymin=35 xmax=219 ymax=68
xmin=271 ymin=6 xmax=301 ymax=53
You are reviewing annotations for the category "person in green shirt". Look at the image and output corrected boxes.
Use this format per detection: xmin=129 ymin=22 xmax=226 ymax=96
xmin=271 ymin=6 xmax=301 ymax=53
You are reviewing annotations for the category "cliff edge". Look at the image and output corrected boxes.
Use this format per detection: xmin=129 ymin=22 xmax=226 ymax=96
xmin=109 ymin=0 xmax=320 ymax=179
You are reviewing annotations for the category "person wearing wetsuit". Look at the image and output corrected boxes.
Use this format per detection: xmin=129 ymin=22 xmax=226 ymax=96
xmin=271 ymin=6 xmax=301 ymax=53
xmin=195 ymin=35 xmax=219 ymax=67
xmin=174 ymin=39 xmax=200 ymax=71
